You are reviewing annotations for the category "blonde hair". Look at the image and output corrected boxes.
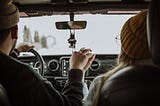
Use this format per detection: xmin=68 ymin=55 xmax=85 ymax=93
xmin=92 ymin=50 xmax=137 ymax=106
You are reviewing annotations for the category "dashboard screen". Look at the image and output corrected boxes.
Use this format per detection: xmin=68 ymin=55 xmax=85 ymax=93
xmin=60 ymin=57 xmax=70 ymax=76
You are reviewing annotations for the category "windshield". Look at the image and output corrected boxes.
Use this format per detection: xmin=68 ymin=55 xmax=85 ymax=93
xmin=17 ymin=14 xmax=133 ymax=55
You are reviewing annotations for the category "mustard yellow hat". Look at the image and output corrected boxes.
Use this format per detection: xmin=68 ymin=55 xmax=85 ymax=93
xmin=120 ymin=10 xmax=151 ymax=59
xmin=0 ymin=0 xmax=19 ymax=30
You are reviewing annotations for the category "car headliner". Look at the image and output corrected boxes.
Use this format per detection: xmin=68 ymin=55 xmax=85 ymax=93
xmin=13 ymin=0 xmax=150 ymax=17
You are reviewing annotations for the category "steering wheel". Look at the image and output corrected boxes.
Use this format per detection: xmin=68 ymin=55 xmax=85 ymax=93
xmin=29 ymin=49 xmax=45 ymax=77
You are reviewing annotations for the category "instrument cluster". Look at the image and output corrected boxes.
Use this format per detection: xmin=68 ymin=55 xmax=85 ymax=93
xmin=19 ymin=55 xmax=118 ymax=79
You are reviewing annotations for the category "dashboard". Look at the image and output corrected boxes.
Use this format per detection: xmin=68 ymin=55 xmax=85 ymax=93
xmin=18 ymin=54 xmax=118 ymax=90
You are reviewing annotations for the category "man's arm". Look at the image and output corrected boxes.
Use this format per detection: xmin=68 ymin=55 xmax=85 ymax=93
xmin=38 ymin=48 xmax=95 ymax=106
xmin=42 ymin=69 xmax=83 ymax=106
xmin=14 ymin=48 xmax=95 ymax=106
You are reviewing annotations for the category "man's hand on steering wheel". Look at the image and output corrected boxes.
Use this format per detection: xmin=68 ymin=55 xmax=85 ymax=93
xmin=12 ymin=43 xmax=45 ymax=77
xmin=15 ymin=43 xmax=35 ymax=53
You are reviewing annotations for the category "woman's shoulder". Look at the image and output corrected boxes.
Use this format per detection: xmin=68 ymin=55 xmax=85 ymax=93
xmin=89 ymin=74 xmax=105 ymax=89
xmin=83 ymin=74 xmax=106 ymax=106
xmin=92 ymin=74 xmax=105 ymax=84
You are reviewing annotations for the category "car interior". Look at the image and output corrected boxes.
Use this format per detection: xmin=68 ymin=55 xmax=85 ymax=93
xmin=1 ymin=0 xmax=160 ymax=105
xmin=13 ymin=0 xmax=150 ymax=90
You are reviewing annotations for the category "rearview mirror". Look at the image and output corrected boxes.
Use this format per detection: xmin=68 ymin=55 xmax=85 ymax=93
xmin=55 ymin=21 xmax=87 ymax=30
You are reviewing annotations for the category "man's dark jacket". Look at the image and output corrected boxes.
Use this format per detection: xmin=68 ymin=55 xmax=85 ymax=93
xmin=0 ymin=51 xmax=83 ymax=106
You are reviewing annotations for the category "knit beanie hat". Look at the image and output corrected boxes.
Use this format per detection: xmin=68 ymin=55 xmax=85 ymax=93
xmin=120 ymin=10 xmax=151 ymax=59
xmin=0 ymin=0 xmax=19 ymax=30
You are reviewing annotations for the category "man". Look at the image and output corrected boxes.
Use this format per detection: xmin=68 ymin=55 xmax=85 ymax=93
xmin=0 ymin=0 xmax=95 ymax=106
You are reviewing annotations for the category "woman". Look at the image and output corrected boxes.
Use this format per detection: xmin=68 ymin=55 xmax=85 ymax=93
xmin=83 ymin=10 xmax=152 ymax=106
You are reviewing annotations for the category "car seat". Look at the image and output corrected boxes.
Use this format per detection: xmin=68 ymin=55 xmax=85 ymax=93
xmin=0 ymin=84 xmax=11 ymax=106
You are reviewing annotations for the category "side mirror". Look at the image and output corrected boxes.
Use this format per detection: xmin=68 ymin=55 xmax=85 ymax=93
xmin=55 ymin=21 xmax=87 ymax=30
